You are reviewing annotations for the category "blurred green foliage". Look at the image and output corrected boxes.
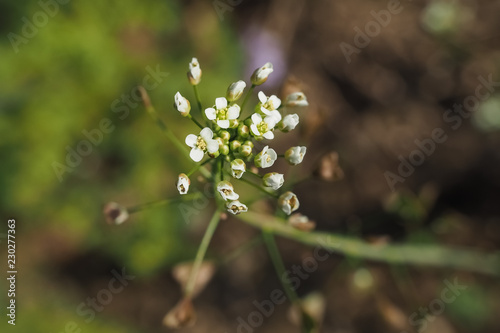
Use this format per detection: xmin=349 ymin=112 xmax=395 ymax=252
xmin=0 ymin=0 xmax=243 ymax=274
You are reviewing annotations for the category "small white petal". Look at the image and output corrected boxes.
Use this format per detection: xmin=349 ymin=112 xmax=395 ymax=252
xmin=269 ymin=95 xmax=281 ymax=109
xmin=250 ymin=124 xmax=260 ymax=136
xmin=217 ymin=120 xmax=230 ymax=129
xmin=258 ymin=91 xmax=267 ymax=104
xmin=215 ymin=97 xmax=227 ymax=110
xmin=268 ymin=148 xmax=277 ymax=160
xmin=206 ymin=139 xmax=219 ymax=153
xmin=200 ymin=127 xmax=213 ymax=141
xmin=190 ymin=148 xmax=204 ymax=162
xmin=263 ymin=131 xmax=274 ymax=140
xmin=227 ymin=105 xmax=240 ymax=119
xmin=185 ymin=134 xmax=198 ymax=147
xmin=205 ymin=108 xmax=216 ymax=120
xmin=251 ymin=113 xmax=262 ymax=124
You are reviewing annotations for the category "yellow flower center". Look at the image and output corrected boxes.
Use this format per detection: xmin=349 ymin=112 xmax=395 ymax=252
xmin=196 ymin=136 xmax=207 ymax=150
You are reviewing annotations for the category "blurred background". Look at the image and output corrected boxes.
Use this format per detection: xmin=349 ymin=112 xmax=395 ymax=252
xmin=1 ymin=0 xmax=500 ymax=332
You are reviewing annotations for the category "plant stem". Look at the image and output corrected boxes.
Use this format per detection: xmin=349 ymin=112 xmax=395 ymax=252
xmin=262 ymin=230 xmax=300 ymax=304
xmin=187 ymin=114 xmax=204 ymax=129
xmin=237 ymin=211 xmax=500 ymax=277
xmin=138 ymin=86 xmax=211 ymax=179
xmin=240 ymin=84 xmax=255 ymax=114
xmin=184 ymin=210 xmax=222 ymax=298
xmin=238 ymin=177 xmax=278 ymax=198
xmin=128 ymin=192 xmax=203 ymax=214
xmin=193 ymin=85 xmax=203 ymax=116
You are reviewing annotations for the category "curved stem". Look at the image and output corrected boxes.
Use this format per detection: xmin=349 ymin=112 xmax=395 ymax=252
xmin=237 ymin=211 xmax=500 ymax=277
xmin=238 ymin=177 xmax=279 ymax=198
xmin=262 ymin=230 xmax=300 ymax=304
xmin=128 ymin=192 xmax=203 ymax=214
xmin=184 ymin=210 xmax=222 ymax=298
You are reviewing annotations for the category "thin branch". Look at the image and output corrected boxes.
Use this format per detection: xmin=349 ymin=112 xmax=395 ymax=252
xmin=237 ymin=211 xmax=500 ymax=276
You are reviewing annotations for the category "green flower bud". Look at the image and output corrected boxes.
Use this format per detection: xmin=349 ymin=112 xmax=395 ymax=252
xmin=226 ymin=80 xmax=246 ymax=102
xmin=229 ymin=119 xmax=239 ymax=129
xmin=220 ymin=144 xmax=230 ymax=156
xmin=251 ymin=62 xmax=273 ymax=86
xmin=243 ymin=140 xmax=254 ymax=148
xmin=230 ymin=140 xmax=242 ymax=151
xmin=230 ymin=159 xmax=246 ymax=179
xmin=239 ymin=144 xmax=253 ymax=157
xmin=219 ymin=130 xmax=230 ymax=143
xmin=238 ymin=124 xmax=250 ymax=138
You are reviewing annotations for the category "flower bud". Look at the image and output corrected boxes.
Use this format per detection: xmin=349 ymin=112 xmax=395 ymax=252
xmin=217 ymin=181 xmax=239 ymax=201
xmin=238 ymin=124 xmax=250 ymax=138
xmin=285 ymin=146 xmax=307 ymax=165
xmin=226 ymin=200 xmax=248 ymax=215
xmin=231 ymin=159 xmax=246 ymax=179
xmin=243 ymin=140 xmax=254 ymax=148
xmin=263 ymin=172 xmax=284 ymax=190
xmin=279 ymin=191 xmax=300 ymax=215
xmin=251 ymin=62 xmax=273 ymax=86
xmin=163 ymin=298 xmax=196 ymax=328
xmin=176 ymin=173 xmax=190 ymax=195
xmin=254 ymin=145 xmax=277 ymax=168
xmin=288 ymin=213 xmax=315 ymax=231
xmin=187 ymin=57 xmax=202 ymax=85
xmin=174 ymin=92 xmax=191 ymax=117
xmin=239 ymin=144 xmax=253 ymax=157
xmin=230 ymin=140 xmax=242 ymax=151
xmin=285 ymin=92 xmax=308 ymax=108
xmin=103 ymin=202 xmax=129 ymax=225
xmin=278 ymin=114 xmax=299 ymax=132
xmin=226 ymin=80 xmax=246 ymax=102
xmin=219 ymin=130 xmax=230 ymax=143
xmin=208 ymin=150 xmax=220 ymax=158
xmin=229 ymin=119 xmax=239 ymax=129
xmin=220 ymin=144 xmax=230 ymax=155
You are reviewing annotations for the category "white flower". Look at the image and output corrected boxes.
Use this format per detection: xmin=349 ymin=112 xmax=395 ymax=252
xmin=187 ymin=57 xmax=202 ymax=85
xmin=285 ymin=92 xmax=308 ymax=107
xmin=176 ymin=173 xmax=190 ymax=195
xmin=226 ymin=200 xmax=248 ymax=215
xmin=285 ymin=146 xmax=307 ymax=165
xmin=250 ymin=113 xmax=279 ymax=140
xmin=254 ymin=145 xmax=277 ymax=168
xmin=251 ymin=62 xmax=273 ymax=85
xmin=174 ymin=92 xmax=191 ymax=117
xmin=279 ymin=114 xmax=299 ymax=132
xmin=185 ymin=127 xmax=219 ymax=162
xmin=217 ymin=181 xmax=239 ymax=201
xmin=263 ymin=172 xmax=284 ymax=190
xmin=205 ymin=97 xmax=240 ymax=129
xmin=279 ymin=191 xmax=300 ymax=215
xmin=227 ymin=80 xmax=246 ymax=102
xmin=230 ymin=159 xmax=246 ymax=179
xmin=258 ymin=91 xmax=282 ymax=119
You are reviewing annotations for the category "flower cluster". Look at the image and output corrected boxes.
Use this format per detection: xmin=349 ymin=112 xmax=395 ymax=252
xmin=175 ymin=58 xmax=308 ymax=216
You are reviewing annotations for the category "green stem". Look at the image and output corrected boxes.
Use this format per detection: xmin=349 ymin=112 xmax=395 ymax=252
xmin=187 ymin=158 xmax=213 ymax=177
xmin=187 ymin=114 xmax=204 ymax=129
xmin=246 ymin=170 xmax=262 ymax=178
xmin=237 ymin=211 xmax=500 ymax=277
xmin=240 ymin=84 xmax=255 ymax=114
xmin=138 ymin=86 xmax=211 ymax=179
xmin=239 ymin=177 xmax=278 ymax=198
xmin=193 ymin=85 xmax=203 ymax=116
xmin=127 ymin=192 xmax=203 ymax=214
xmin=262 ymin=230 xmax=300 ymax=304
xmin=184 ymin=210 xmax=222 ymax=298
